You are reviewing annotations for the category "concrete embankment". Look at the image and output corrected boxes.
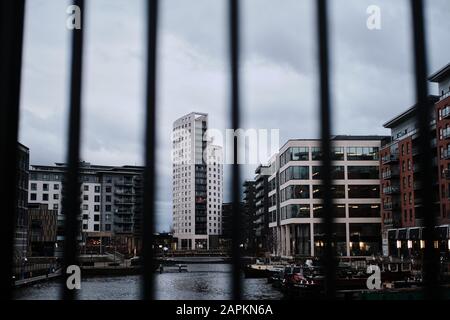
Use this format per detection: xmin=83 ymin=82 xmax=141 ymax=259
xmin=14 ymin=270 xmax=62 ymax=288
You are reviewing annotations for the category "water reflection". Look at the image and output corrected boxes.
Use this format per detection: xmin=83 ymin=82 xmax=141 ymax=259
xmin=14 ymin=264 xmax=283 ymax=300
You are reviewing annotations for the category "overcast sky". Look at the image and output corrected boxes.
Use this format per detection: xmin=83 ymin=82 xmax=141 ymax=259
xmin=19 ymin=0 xmax=450 ymax=231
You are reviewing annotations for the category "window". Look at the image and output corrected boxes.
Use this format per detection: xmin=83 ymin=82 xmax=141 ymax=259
xmin=94 ymin=195 xmax=100 ymax=203
xmin=311 ymin=147 xmax=344 ymax=161
xmin=83 ymin=195 xmax=89 ymax=201
xmin=53 ymin=194 xmax=59 ymax=200
xmin=82 ymin=214 xmax=88 ymax=220
xmin=281 ymin=185 xmax=310 ymax=201
xmin=348 ymin=204 xmax=380 ymax=217
xmin=313 ymin=204 xmax=346 ymax=217
xmin=105 ymin=224 xmax=111 ymax=231
xmin=348 ymin=185 xmax=380 ymax=198
xmin=83 ymin=224 xmax=88 ymax=230
xmin=53 ymin=204 xmax=59 ymax=210
xmin=312 ymin=166 xmax=345 ymax=180
xmin=54 ymin=184 xmax=59 ymax=190
xmin=281 ymin=147 xmax=309 ymax=166
xmin=95 ymin=186 xmax=100 ymax=193
xmin=94 ymin=224 xmax=100 ymax=231
xmin=43 ymin=184 xmax=49 ymax=191
xmin=106 ymin=195 xmax=111 ymax=202
xmin=30 ymin=183 xmax=37 ymax=191
xmin=346 ymin=147 xmax=379 ymax=161
xmin=105 ymin=205 xmax=111 ymax=212
xmin=347 ymin=166 xmax=379 ymax=179
xmin=84 ymin=185 xmax=89 ymax=191
xmin=30 ymin=193 xmax=36 ymax=201
xmin=83 ymin=204 xmax=88 ymax=210
xmin=312 ymin=185 xmax=345 ymax=199
xmin=94 ymin=205 xmax=100 ymax=212
xmin=42 ymin=194 xmax=49 ymax=201
xmin=311 ymin=147 xmax=322 ymax=160
xmin=280 ymin=166 xmax=309 ymax=184
xmin=106 ymin=186 xmax=112 ymax=193
xmin=94 ymin=215 xmax=100 ymax=222
xmin=280 ymin=204 xmax=310 ymax=219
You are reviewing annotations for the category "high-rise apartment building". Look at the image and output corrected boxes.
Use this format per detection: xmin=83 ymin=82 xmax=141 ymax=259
xmin=28 ymin=162 xmax=143 ymax=255
xmin=172 ymin=112 xmax=223 ymax=250
xmin=268 ymin=136 xmax=387 ymax=257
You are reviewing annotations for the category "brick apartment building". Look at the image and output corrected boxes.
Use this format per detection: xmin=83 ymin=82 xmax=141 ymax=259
xmin=381 ymin=63 xmax=450 ymax=257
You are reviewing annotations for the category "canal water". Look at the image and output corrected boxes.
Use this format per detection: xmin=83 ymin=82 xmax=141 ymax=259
xmin=14 ymin=264 xmax=283 ymax=300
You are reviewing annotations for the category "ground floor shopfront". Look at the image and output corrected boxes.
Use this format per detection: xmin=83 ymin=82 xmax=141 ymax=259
xmin=269 ymin=219 xmax=381 ymax=257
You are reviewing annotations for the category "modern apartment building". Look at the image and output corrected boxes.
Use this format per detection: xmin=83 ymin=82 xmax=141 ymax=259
xmin=379 ymin=96 xmax=439 ymax=255
xmin=381 ymin=63 xmax=450 ymax=257
xmin=14 ymin=143 xmax=30 ymax=260
xmin=432 ymin=63 xmax=450 ymax=226
xmin=172 ymin=112 xmax=223 ymax=250
xmin=28 ymin=162 xmax=143 ymax=255
xmin=268 ymin=136 xmax=387 ymax=258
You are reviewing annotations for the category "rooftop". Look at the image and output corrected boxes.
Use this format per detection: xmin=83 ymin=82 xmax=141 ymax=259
xmin=382 ymin=95 xmax=439 ymax=129
xmin=279 ymin=135 xmax=389 ymax=151
xmin=31 ymin=162 xmax=144 ymax=174
xmin=428 ymin=63 xmax=450 ymax=83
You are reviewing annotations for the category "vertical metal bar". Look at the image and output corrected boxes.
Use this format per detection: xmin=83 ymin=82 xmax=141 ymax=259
xmin=316 ymin=0 xmax=336 ymax=299
xmin=61 ymin=0 xmax=84 ymax=300
xmin=410 ymin=0 xmax=440 ymax=299
xmin=0 ymin=0 xmax=26 ymax=301
xmin=229 ymin=0 xmax=242 ymax=300
xmin=142 ymin=0 xmax=159 ymax=300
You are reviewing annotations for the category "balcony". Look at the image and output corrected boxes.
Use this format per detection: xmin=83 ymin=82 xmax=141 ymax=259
xmin=382 ymin=169 xmax=399 ymax=180
xmin=383 ymin=202 xmax=400 ymax=211
xmin=443 ymin=169 xmax=450 ymax=180
xmin=383 ymin=186 xmax=400 ymax=195
xmin=114 ymin=181 xmax=133 ymax=187
xmin=442 ymin=149 xmax=450 ymax=160
xmin=441 ymin=104 xmax=450 ymax=117
xmin=443 ymin=128 xmax=450 ymax=140
xmin=114 ymin=218 xmax=133 ymax=224
xmin=115 ymin=209 xmax=133 ymax=214
xmin=382 ymin=153 xmax=399 ymax=164
xmin=114 ymin=189 xmax=134 ymax=196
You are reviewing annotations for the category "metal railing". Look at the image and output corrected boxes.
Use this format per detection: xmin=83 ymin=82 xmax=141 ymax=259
xmin=0 ymin=0 xmax=443 ymax=301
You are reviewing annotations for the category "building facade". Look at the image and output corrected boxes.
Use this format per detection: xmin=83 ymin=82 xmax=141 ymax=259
xmin=381 ymin=63 xmax=450 ymax=257
xmin=432 ymin=63 xmax=450 ymax=226
xmin=15 ymin=143 xmax=29 ymax=260
xmin=254 ymin=165 xmax=270 ymax=253
xmin=379 ymin=96 xmax=439 ymax=256
xmin=172 ymin=112 xmax=223 ymax=250
xmin=243 ymin=180 xmax=256 ymax=251
xmin=28 ymin=203 xmax=57 ymax=257
xmin=28 ymin=162 xmax=144 ymax=255
xmin=269 ymin=136 xmax=386 ymax=257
